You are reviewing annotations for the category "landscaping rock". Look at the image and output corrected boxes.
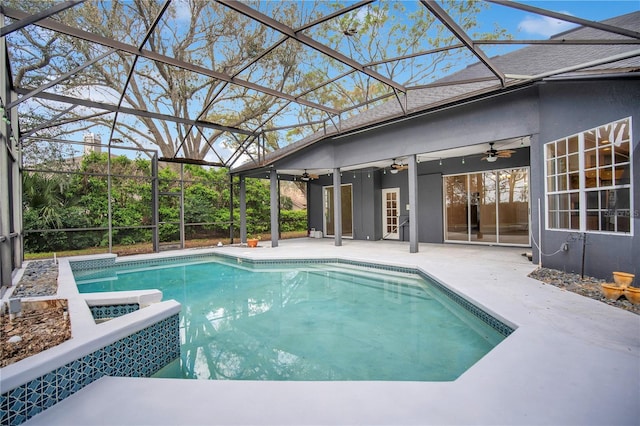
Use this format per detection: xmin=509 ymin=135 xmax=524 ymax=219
xmin=528 ymin=267 xmax=640 ymax=315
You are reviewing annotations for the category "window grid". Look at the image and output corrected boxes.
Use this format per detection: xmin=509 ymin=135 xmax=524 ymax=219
xmin=545 ymin=117 xmax=632 ymax=234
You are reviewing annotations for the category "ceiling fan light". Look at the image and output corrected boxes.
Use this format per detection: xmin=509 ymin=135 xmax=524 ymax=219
xmin=487 ymin=155 xmax=498 ymax=162
xmin=390 ymin=168 xmax=399 ymax=174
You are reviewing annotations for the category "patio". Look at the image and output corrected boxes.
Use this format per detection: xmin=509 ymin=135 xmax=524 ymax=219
xmin=23 ymin=239 xmax=640 ymax=425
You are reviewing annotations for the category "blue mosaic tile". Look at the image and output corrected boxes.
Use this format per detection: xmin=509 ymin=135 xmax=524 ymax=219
xmin=25 ymin=378 xmax=41 ymax=416
xmin=6 ymin=385 xmax=27 ymax=425
xmin=1 ymin=393 xmax=9 ymax=425
xmin=8 ymin=412 xmax=27 ymax=426
xmin=40 ymin=372 xmax=57 ymax=411
xmin=1 ymin=312 xmax=181 ymax=426
xmin=90 ymin=304 xmax=139 ymax=321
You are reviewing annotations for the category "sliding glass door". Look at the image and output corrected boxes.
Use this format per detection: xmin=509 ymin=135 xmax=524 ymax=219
xmin=323 ymin=184 xmax=353 ymax=237
xmin=444 ymin=168 xmax=529 ymax=246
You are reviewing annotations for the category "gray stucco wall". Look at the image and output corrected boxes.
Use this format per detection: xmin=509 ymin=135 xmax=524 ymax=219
xmin=275 ymin=86 xmax=539 ymax=171
xmin=418 ymin=173 xmax=444 ymax=243
xmin=254 ymin=77 xmax=638 ymax=280
xmin=535 ymin=78 xmax=639 ymax=279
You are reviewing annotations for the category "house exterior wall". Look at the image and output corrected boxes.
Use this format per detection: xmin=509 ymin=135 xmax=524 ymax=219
xmin=535 ymin=79 xmax=639 ymax=279
xmin=267 ymin=78 xmax=638 ymax=280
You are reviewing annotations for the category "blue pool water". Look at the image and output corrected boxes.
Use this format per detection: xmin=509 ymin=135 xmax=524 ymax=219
xmin=75 ymin=257 xmax=509 ymax=381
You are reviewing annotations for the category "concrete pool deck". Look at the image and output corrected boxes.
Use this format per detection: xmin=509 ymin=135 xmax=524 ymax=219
xmin=24 ymin=239 xmax=640 ymax=425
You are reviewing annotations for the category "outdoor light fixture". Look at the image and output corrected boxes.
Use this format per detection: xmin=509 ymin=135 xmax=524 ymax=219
xmin=462 ymin=157 xmax=465 ymax=164
xmin=439 ymin=158 xmax=442 ymax=166
xmin=487 ymin=155 xmax=498 ymax=163
xmin=390 ymin=168 xmax=399 ymax=174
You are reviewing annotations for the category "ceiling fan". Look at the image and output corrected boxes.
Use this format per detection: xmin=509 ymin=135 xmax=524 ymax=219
xmin=390 ymin=159 xmax=408 ymax=174
xmin=481 ymin=143 xmax=515 ymax=163
xmin=300 ymin=170 xmax=319 ymax=181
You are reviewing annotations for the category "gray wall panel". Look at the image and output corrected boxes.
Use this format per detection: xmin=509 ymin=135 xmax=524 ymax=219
xmin=418 ymin=173 xmax=444 ymax=243
xmin=537 ymin=79 xmax=640 ymax=279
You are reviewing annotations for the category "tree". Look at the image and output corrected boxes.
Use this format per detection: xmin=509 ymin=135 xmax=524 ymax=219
xmin=285 ymin=0 xmax=509 ymax=143
xmin=6 ymin=0 xmax=322 ymax=160
xmin=7 ymin=0 xmax=508 ymax=159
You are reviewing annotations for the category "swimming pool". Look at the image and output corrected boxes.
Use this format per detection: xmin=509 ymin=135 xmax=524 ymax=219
xmin=74 ymin=255 xmax=513 ymax=381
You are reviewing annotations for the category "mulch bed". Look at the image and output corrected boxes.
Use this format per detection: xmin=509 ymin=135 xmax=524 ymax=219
xmin=1 ymin=300 xmax=71 ymax=368
xmin=1 ymin=261 xmax=71 ymax=368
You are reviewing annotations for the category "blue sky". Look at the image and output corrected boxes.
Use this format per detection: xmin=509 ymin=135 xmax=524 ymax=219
xmin=482 ymin=1 xmax=639 ymax=38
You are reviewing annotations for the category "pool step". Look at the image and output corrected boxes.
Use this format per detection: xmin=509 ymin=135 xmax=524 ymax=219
xmin=305 ymin=268 xmax=434 ymax=300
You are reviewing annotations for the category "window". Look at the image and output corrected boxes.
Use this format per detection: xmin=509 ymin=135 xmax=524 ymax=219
xmin=545 ymin=117 xmax=632 ymax=234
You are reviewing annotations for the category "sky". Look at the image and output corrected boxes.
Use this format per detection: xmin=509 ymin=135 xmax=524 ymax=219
xmin=481 ymin=1 xmax=639 ymax=38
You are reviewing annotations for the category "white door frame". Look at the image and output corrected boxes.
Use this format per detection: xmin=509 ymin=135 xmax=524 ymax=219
xmin=382 ymin=187 xmax=401 ymax=240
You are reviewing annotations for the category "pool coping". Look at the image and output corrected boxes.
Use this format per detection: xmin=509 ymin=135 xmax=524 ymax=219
xmin=12 ymin=240 xmax=640 ymax=425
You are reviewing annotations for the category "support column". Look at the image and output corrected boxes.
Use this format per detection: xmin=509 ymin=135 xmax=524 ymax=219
xmin=408 ymin=154 xmax=419 ymax=253
xmin=0 ymin=30 xmax=19 ymax=290
xmin=107 ymin=143 xmax=113 ymax=252
xmin=239 ymin=175 xmax=247 ymax=243
xmin=151 ymin=154 xmax=159 ymax=253
xmin=179 ymin=164 xmax=185 ymax=249
xmin=333 ymin=168 xmax=342 ymax=246
xmin=0 ymin=105 xmax=11 ymax=290
xmin=269 ymin=169 xmax=279 ymax=248
xmin=10 ymin=93 xmax=22 ymax=269
xmin=228 ymin=173 xmax=233 ymax=243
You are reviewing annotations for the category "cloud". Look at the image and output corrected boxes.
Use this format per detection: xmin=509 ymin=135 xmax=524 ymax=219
xmin=518 ymin=12 xmax=578 ymax=37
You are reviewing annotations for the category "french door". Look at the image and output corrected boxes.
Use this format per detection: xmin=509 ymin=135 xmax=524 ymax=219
xmin=444 ymin=168 xmax=530 ymax=246
xmin=323 ymin=184 xmax=353 ymax=237
xmin=382 ymin=188 xmax=400 ymax=239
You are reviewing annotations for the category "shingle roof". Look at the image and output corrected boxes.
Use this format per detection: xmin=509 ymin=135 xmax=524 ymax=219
xmin=438 ymin=11 xmax=640 ymax=83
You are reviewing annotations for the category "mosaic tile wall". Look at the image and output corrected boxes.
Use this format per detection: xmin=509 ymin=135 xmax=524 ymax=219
xmin=68 ymin=256 xmax=116 ymax=271
xmin=89 ymin=304 xmax=140 ymax=321
xmin=0 ymin=314 xmax=179 ymax=426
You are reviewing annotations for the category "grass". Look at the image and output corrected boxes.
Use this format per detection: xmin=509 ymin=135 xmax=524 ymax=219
xmin=24 ymin=231 xmax=309 ymax=260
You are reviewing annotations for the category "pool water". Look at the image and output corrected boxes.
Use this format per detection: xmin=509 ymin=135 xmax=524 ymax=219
xmin=75 ymin=258 xmax=508 ymax=381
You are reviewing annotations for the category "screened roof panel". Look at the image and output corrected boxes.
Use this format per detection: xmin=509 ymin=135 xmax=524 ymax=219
xmin=47 ymin=1 xmax=163 ymax=48
xmin=2 ymin=1 xmax=638 ymax=168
